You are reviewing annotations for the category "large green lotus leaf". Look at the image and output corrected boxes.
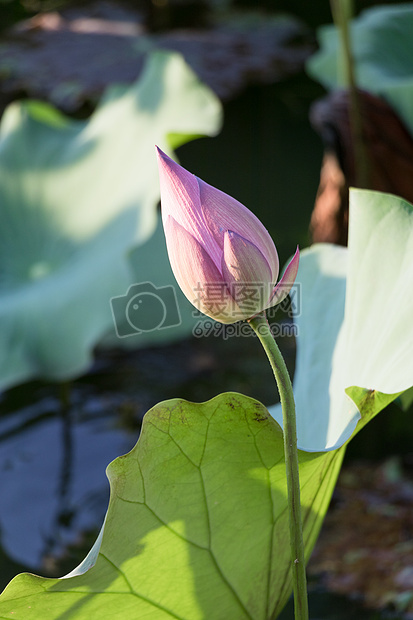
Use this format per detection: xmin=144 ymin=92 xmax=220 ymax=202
xmin=307 ymin=4 xmax=413 ymax=134
xmin=0 ymin=51 xmax=222 ymax=390
xmin=0 ymin=393 xmax=345 ymax=620
xmin=269 ymin=189 xmax=413 ymax=451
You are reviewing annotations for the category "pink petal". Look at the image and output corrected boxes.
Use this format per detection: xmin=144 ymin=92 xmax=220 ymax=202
xmin=198 ymin=177 xmax=279 ymax=280
xmin=221 ymin=231 xmax=273 ymax=320
xmin=156 ymin=147 xmax=221 ymax=268
xmin=164 ymin=216 xmax=241 ymax=323
xmin=268 ymin=246 xmax=300 ymax=308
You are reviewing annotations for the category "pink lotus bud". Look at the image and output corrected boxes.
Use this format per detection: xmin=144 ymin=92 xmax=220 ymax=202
xmin=156 ymin=147 xmax=299 ymax=323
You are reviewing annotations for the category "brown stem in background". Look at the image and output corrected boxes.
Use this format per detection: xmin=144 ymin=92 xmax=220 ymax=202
xmin=310 ymin=89 xmax=413 ymax=245
xmin=330 ymin=0 xmax=370 ymax=188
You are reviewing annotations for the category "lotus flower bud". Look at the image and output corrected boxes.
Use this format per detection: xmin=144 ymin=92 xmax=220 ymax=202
xmin=156 ymin=147 xmax=299 ymax=324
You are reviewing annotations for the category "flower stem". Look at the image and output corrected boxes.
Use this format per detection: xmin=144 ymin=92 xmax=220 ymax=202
xmin=248 ymin=312 xmax=309 ymax=620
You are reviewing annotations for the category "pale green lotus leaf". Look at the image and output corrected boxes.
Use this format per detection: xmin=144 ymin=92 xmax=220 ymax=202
xmin=271 ymin=243 xmax=348 ymax=451
xmin=0 ymin=51 xmax=222 ymax=390
xmin=0 ymin=393 xmax=345 ymax=620
xmin=269 ymin=189 xmax=413 ymax=451
xmin=307 ymin=4 xmax=413 ymax=134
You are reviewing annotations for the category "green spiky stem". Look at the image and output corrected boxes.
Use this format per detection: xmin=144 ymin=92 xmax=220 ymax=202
xmin=248 ymin=312 xmax=309 ymax=620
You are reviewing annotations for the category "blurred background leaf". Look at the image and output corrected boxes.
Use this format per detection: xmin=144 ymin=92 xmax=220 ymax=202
xmin=307 ymin=3 xmax=413 ymax=133
xmin=0 ymin=50 xmax=222 ymax=390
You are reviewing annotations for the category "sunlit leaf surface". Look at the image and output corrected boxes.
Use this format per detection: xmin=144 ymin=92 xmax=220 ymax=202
xmin=0 ymin=393 xmax=344 ymax=619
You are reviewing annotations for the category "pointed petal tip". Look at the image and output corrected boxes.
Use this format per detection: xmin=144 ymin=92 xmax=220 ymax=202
xmin=156 ymin=146 xmax=180 ymax=173
xmin=287 ymin=245 xmax=300 ymax=275
xmin=225 ymin=229 xmax=246 ymax=243
xmin=155 ymin=145 xmax=169 ymax=163
xmin=156 ymin=146 xmax=187 ymax=177
xmin=268 ymin=245 xmax=300 ymax=308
